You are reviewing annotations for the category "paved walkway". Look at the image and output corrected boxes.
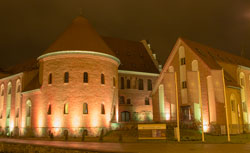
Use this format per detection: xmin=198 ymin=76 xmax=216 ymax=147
xmin=0 ymin=138 xmax=250 ymax=153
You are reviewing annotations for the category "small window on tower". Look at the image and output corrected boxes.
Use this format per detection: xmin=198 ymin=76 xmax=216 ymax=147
xmin=48 ymin=104 xmax=51 ymax=115
xmin=101 ymin=74 xmax=105 ymax=84
xmin=101 ymin=104 xmax=105 ymax=114
xmin=83 ymin=72 xmax=88 ymax=83
xmin=64 ymin=72 xmax=69 ymax=83
xmin=64 ymin=103 xmax=69 ymax=114
xmin=83 ymin=103 xmax=88 ymax=114
xmin=119 ymin=96 xmax=125 ymax=104
xmin=16 ymin=108 xmax=19 ymax=118
xmin=48 ymin=73 xmax=52 ymax=84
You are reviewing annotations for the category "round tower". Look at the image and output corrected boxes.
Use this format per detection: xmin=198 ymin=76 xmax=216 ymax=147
xmin=37 ymin=17 xmax=120 ymax=136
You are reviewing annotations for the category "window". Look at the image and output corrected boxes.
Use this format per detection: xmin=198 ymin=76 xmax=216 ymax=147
xmin=127 ymin=79 xmax=131 ymax=89
xmin=113 ymin=77 xmax=116 ymax=87
xmin=145 ymin=98 xmax=150 ymax=105
xmin=180 ymin=58 xmax=186 ymax=65
xmin=138 ymin=79 xmax=144 ymax=90
xmin=147 ymin=79 xmax=152 ymax=91
xmin=8 ymin=87 xmax=12 ymax=94
xmin=48 ymin=73 xmax=52 ymax=84
xmin=121 ymin=111 xmax=130 ymax=122
xmin=64 ymin=72 xmax=69 ymax=83
xmin=16 ymin=108 xmax=19 ymax=118
xmin=83 ymin=72 xmax=88 ymax=83
xmin=127 ymin=99 xmax=131 ymax=105
xmin=101 ymin=104 xmax=105 ymax=114
xmin=17 ymin=85 xmax=21 ymax=92
xmin=64 ymin=103 xmax=69 ymax=114
xmin=83 ymin=103 xmax=88 ymax=114
xmin=1 ymin=89 xmax=3 ymax=96
xmin=101 ymin=74 xmax=105 ymax=84
xmin=121 ymin=77 xmax=124 ymax=89
xmin=48 ymin=104 xmax=51 ymax=115
xmin=231 ymin=100 xmax=235 ymax=112
xmin=119 ymin=96 xmax=125 ymax=104
xmin=182 ymin=81 xmax=187 ymax=89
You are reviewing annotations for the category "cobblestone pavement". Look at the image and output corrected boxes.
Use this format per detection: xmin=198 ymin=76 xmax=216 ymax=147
xmin=0 ymin=138 xmax=250 ymax=153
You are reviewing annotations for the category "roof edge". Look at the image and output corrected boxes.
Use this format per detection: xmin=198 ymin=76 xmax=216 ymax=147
xmin=37 ymin=50 xmax=121 ymax=65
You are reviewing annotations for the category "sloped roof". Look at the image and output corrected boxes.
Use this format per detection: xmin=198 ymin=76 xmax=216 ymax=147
xmin=103 ymin=37 xmax=159 ymax=73
xmin=22 ymin=70 xmax=40 ymax=92
xmin=181 ymin=38 xmax=250 ymax=69
xmin=44 ymin=16 xmax=116 ymax=57
xmin=3 ymin=58 xmax=38 ymax=74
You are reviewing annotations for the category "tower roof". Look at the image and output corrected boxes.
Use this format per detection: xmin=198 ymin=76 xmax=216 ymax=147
xmin=43 ymin=16 xmax=116 ymax=57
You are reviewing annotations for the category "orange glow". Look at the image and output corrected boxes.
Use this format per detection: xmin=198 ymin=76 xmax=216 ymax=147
xmin=203 ymin=121 xmax=209 ymax=133
xmin=165 ymin=113 xmax=170 ymax=121
xmin=72 ymin=115 xmax=81 ymax=127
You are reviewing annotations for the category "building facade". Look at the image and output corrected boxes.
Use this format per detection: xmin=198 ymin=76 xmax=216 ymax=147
xmin=0 ymin=16 xmax=250 ymax=137
xmin=0 ymin=16 xmax=160 ymax=137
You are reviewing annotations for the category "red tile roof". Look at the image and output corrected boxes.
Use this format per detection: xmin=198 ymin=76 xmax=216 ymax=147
xmin=103 ymin=37 xmax=159 ymax=73
xmin=43 ymin=16 xmax=116 ymax=57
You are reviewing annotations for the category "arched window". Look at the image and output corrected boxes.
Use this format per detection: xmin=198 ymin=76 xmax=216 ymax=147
xmin=48 ymin=73 xmax=52 ymax=84
xmin=179 ymin=46 xmax=186 ymax=65
xmin=119 ymin=96 xmax=125 ymax=104
xmin=145 ymin=97 xmax=150 ymax=105
xmin=138 ymin=79 xmax=144 ymax=90
xmin=26 ymin=99 xmax=32 ymax=127
xmin=83 ymin=72 xmax=88 ymax=83
xmin=101 ymin=74 xmax=105 ymax=84
xmin=127 ymin=79 xmax=131 ymax=89
xmin=192 ymin=60 xmax=198 ymax=71
xmin=64 ymin=72 xmax=69 ymax=83
xmin=121 ymin=77 xmax=124 ymax=89
xmin=147 ymin=79 xmax=152 ymax=91
xmin=240 ymin=72 xmax=245 ymax=87
xmin=6 ymin=82 xmax=12 ymax=124
xmin=127 ymin=99 xmax=131 ymax=104
xmin=48 ymin=104 xmax=51 ymax=115
xmin=83 ymin=103 xmax=88 ymax=114
xmin=64 ymin=103 xmax=69 ymax=114
xmin=101 ymin=104 xmax=105 ymax=114
xmin=168 ymin=66 xmax=174 ymax=72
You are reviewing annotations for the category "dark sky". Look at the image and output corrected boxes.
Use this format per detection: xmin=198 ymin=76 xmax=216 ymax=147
xmin=1 ymin=0 xmax=250 ymax=68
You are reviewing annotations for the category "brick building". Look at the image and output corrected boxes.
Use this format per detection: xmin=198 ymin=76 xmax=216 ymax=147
xmin=0 ymin=16 xmax=250 ymax=137
xmin=152 ymin=38 xmax=250 ymax=134
xmin=0 ymin=16 xmax=160 ymax=137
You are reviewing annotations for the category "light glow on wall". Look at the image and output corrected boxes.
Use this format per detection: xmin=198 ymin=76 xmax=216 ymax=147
xmin=203 ymin=121 xmax=209 ymax=133
xmin=165 ymin=113 xmax=170 ymax=121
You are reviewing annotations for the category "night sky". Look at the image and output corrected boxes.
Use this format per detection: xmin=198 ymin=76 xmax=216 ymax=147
xmin=0 ymin=0 xmax=250 ymax=68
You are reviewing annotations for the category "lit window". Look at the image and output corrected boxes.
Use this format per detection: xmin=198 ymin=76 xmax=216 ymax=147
xmin=101 ymin=104 xmax=105 ymax=114
xmin=64 ymin=72 xmax=69 ymax=83
xmin=180 ymin=58 xmax=186 ymax=65
xmin=8 ymin=87 xmax=11 ymax=95
xmin=127 ymin=79 xmax=131 ymax=89
xmin=83 ymin=103 xmax=88 ymax=114
xmin=127 ymin=99 xmax=131 ymax=104
xmin=48 ymin=104 xmax=51 ymax=115
xmin=48 ymin=73 xmax=52 ymax=84
xmin=147 ymin=79 xmax=152 ymax=91
xmin=64 ymin=103 xmax=69 ymax=114
xmin=145 ymin=98 xmax=150 ymax=105
xmin=1 ymin=89 xmax=4 ymax=96
xmin=182 ymin=81 xmax=187 ymax=89
xmin=121 ymin=77 xmax=124 ymax=89
xmin=83 ymin=72 xmax=88 ymax=83
xmin=101 ymin=74 xmax=105 ymax=84
xmin=17 ymin=85 xmax=21 ymax=92
xmin=139 ymin=79 xmax=144 ymax=90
